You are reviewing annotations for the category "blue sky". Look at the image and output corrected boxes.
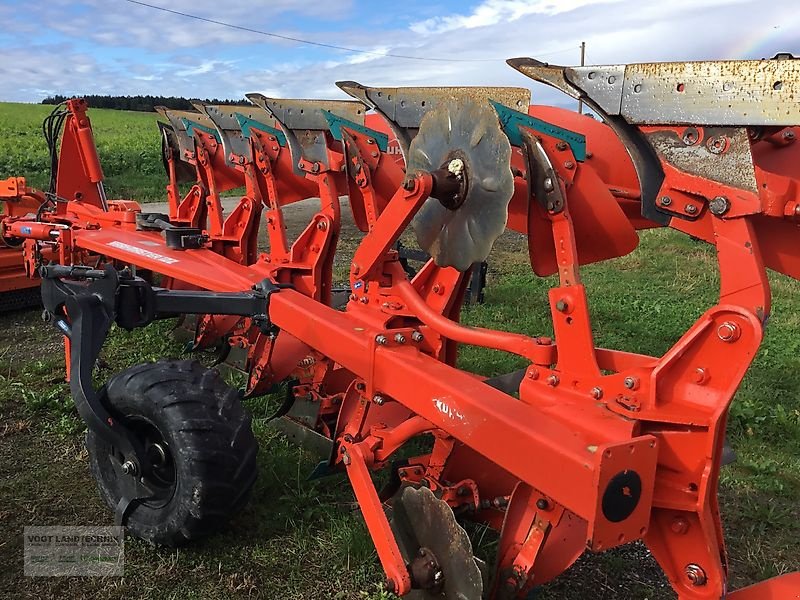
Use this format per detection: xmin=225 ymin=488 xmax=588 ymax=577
xmin=1 ymin=0 xmax=797 ymax=105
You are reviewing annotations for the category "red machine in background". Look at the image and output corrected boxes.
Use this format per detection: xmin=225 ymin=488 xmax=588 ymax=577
xmin=2 ymin=56 xmax=800 ymax=599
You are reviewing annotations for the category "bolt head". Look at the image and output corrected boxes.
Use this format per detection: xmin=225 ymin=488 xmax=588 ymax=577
xmin=546 ymin=374 xmax=560 ymax=387
xmin=121 ymin=460 xmax=138 ymax=476
xmin=717 ymin=321 xmax=740 ymax=343
xmin=375 ymin=334 xmax=387 ymax=345
xmin=393 ymin=333 xmax=406 ymax=344
xmin=555 ymin=299 xmax=568 ymax=312
xmin=623 ymin=376 xmax=639 ymax=390
xmin=543 ymin=177 xmax=555 ymax=192
xmin=709 ymin=196 xmax=730 ymax=216
xmin=411 ymin=331 xmax=424 ymax=343
xmin=372 ymin=395 xmax=385 ymax=405
xmin=685 ymin=204 xmax=699 ymax=215
xmin=659 ymin=195 xmax=672 ymax=206
xmin=685 ymin=564 xmax=707 ymax=586
xmin=536 ymin=498 xmax=549 ymax=510
xmin=590 ymin=386 xmax=603 ymax=399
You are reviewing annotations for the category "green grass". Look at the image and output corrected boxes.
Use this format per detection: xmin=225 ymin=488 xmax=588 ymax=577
xmin=0 ymin=102 xmax=166 ymax=202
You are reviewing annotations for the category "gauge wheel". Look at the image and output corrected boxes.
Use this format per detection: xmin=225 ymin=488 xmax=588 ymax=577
xmin=86 ymin=359 xmax=258 ymax=546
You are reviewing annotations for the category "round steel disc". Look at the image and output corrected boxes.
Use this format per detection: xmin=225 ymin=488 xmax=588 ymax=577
xmin=408 ymin=99 xmax=514 ymax=271
xmin=390 ymin=486 xmax=484 ymax=599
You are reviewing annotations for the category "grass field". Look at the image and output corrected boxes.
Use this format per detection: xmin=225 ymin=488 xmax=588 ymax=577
xmin=0 ymin=102 xmax=165 ymax=201
xmin=0 ymin=102 xmax=799 ymax=599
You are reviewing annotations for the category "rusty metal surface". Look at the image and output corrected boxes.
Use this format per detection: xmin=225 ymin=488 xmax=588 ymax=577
xmin=246 ymin=94 xmax=367 ymax=130
xmin=618 ymin=59 xmax=800 ymax=125
xmin=646 ymin=126 xmax=758 ymax=193
xmin=155 ymin=107 xmax=214 ymax=159
xmin=195 ymin=103 xmax=271 ymax=166
xmin=510 ymin=57 xmax=800 ymax=126
xmin=337 ymin=82 xmax=530 ymax=127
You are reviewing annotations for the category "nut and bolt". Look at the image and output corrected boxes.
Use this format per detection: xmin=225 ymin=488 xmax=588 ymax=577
xmin=783 ymin=129 xmax=796 ymax=141
xmin=555 ymin=299 xmax=569 ymax=312
xmin=546 ymin=374 xmax=560 ymax=387
xmin=556 ymin=141 xmax=568 ymax=151
xmin=317 ymin=221 xmax=328 ymax=230
xmin=685 ymin=204 xmax=699 ymax=215
xmin=372 ymin=395 xmax=385 ymax=405
xmin=717 ymin=321 xmax=740 ymax=342
xmin=375 ymin=334 xmax=388 ymax=345
xmin=709 ymin=196 xmax=730 ymax=216
xmin=660 ymin=196 xmax=672 ymax=207
xmin=623 ymin=376 xmax=639 ymax=390
xmin=564 ymin=160 xmax=575 ymax=170
xmin=590 ymin=386 xmax=604 ymax=400
xmin=402 ymin=178 xmax=415 ymax=191
xmin=121 ymin=460 xmax=138 ymax=476
xmin=685 ymin=564 xmax=707 ymax=586
xmin=411 ymin=331 xmax=424 ymax=343
xmin=394 ymin=333 xmax=406 ymax=344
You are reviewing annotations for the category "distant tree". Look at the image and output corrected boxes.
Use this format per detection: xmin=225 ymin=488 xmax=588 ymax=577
xmin=41 ymin=95 xmax=249 ymax=112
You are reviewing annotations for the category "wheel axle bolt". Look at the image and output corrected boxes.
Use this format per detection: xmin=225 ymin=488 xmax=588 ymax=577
xmin=411 ymin=331 xmax=424 ymax=343
xmin=121 ymin=460 xmax=138 ymax=476
xmin=375 ymin=334 xmax=388 ymax=345
xmin=717 ymin=321 xmax=740 ymax=343
xmin=685 ymin=563 xmax=707 ymax=586
xmin=394 ymin=333 xmax=406 ymax=344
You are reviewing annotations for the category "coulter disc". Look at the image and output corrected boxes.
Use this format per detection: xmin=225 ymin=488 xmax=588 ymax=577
xmin=408 ymin=100 xmax=514 ymax=271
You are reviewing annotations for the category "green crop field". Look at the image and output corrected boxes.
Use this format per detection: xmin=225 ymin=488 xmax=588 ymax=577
xmin=0 ymin=102 xmax=799 ymax=599
xmin=0 ymin=102 xmax=166 ymax=202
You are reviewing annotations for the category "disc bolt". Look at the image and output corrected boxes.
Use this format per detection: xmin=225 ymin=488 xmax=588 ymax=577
xmin=375 ymin=334 xmax=388 ymax=345
xmin=372 ymin=395 xmax=385 ymax=405
xmin=685 ymin=204 xmax=699 ymax=215
xmin=546 ymin=374 xmax=560 ymax=387
xmin=411 ymin=331 xmax=424 ymax=343
xmin=394 ymin=333 xmax=406 ymax=344
xmin=590 ymin=386 xmax=603 ymax=399
xmin=121 ymin=460 xmax=138 ymax=476
xmin=709 ymin=196 xmax=730 ymax=216
xmin=717 ymin=321 xmax=740 ymax=343
xmin=685 ymin=563 xmax=707 ymax=586
xmin=624 ymin=376 xmax=639 ymax=390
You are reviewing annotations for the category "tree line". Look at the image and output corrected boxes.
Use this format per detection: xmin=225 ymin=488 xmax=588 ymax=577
xmin=41 ymin=95 xmax=247 ymax=112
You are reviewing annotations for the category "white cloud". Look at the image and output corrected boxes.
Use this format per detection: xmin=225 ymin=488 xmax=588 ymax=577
xmin=410 ymin=0 xmax=624 ymax=34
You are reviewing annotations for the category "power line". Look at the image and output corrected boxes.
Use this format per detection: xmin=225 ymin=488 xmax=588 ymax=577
xmin=121 ymin=0 xmax=577 ymax=64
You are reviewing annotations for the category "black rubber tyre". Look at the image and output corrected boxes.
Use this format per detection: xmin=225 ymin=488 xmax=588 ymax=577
xmin=86 ymin=359 xmax=258 ymax=546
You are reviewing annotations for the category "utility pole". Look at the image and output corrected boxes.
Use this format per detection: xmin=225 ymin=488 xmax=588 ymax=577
xmin=577 ymin=41 xmax=586 ymax=114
